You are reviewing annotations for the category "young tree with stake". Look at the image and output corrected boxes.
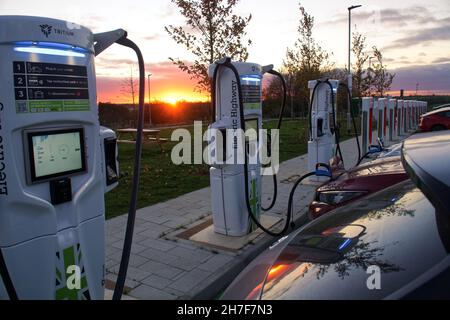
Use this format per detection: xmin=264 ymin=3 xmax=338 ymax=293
xmin=165 ymin=0 xmax=252 ymax=94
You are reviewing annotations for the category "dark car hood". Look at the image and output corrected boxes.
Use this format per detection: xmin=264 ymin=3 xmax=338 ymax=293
xmin=261 ymin=180 xmax=450 ymax=299
xmin=318 ymin=156 xmax=406 ymax=192
xmin=222 ymin=180 xmax=450 ymax=300
xmin=346 ymin=156 xmax=405 ymax=178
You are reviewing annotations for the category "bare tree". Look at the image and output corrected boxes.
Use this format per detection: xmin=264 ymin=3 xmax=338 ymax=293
xmin=371 ymin=46 xmax=395 ymax=97
xmin=283 ymin=3 xmax=334 ymax=116
xmin=121 ymin=66 xmax=138 ymax=110
xmin=352 ymin=32 xmax=370 ymax=97
xmin=165 ymin=0 xmax=252 ymax=93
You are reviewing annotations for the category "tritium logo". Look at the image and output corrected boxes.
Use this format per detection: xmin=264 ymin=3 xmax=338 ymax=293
xmin=39 ymin=24 xmax=75 ymax=38
xmin=39 ymin=24 xmax=53 ymax=38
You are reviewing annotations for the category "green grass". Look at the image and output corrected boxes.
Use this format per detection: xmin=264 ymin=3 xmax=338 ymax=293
xmin=105 ymin=119 xmax=358 ymax=219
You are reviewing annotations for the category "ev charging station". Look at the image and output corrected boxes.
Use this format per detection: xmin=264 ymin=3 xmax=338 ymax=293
xmin=207 ymin=59 xmax=289 ymax=237
xmin=208 ymin=61 xmax=265 ymax=236
xmin=414 ymin=101 xmax=419 ymax=129
xmin=0 ymin=16 xmax=144 ymax=300
xmin=376 ymin=98 xmax=387 ymax=144
xmin=397 ymin=100 xmax=404 ymax=136
xmin=419 ymin=102 xmax=422 ymax=119
xmin=388 ymin=99 xmax=397 ymax=142
xmin=408 ymin=100 xmax=413 ymax=131
xmin=307 ymin=80 xmax=339 ymax=182
xmin=416 ymin=101 xmax=420 ymax=128
xmin=405 ymin=100 xmax=410 ymax=132
xmin=418 ymin=102 xmax=422 ymax=127
xmin=361 ymin=97 xmax=374 ymax=155
xmin=411 ymin=101 xmax=416 ymax=130
xmin=403 ymin=100 xmax=409 ymax=134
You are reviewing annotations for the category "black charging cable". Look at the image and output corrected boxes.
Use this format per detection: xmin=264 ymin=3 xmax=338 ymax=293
xmin=112 ymin=36 xmax=145 ymax=300
xmin=0 ymin=248 xmax=18 ymax=300
xmin=339 ymin=83 xmax=361 ymax=165
xmin=261 ymin=69 xmax=287 ymax=212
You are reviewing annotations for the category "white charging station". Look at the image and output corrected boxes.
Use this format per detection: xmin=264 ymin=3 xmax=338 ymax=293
xmin=376 ymin=98 xmax=387 ymax=143
xmin=370 ymin=98 xmax=380 ymax=145
xmin=307 ymin=80 xmax=339 ymax=182
xmin=414 ymin=101 xmax=419 ymax=129
xmin=407 ymin=100 xmax=413 ymax=131
xmin=0 ymin=16 xmax=133 ymax=300
xmin=417 ymin=101 xmax=420 ymax=128
xmin=419 ymin=102 xmax=422 ymax=123
xmin=361 ymin=97 xmax=374 ymax=154
xmin=403 ymin=100 xmax=408 ymax=134
xmin=208 ymin=61 xmax=269 ymax=237
xmin=397 ymin=100 xmax=404 ymax=136
xmin=410 ymin=100 xmax=414 ymax=131
xmin=404 ymin=100 xmax=409 ymax=132
xmin=388 ymin=99 xmax=397 ymax=142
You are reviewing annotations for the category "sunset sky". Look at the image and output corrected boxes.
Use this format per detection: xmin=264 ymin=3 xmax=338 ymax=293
xmin=1 ymin=0 xmax=450 ymax=103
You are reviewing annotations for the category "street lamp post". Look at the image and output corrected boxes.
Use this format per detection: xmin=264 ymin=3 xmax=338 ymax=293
xmin=147 ymin=73 xmax=152 ymax=127
xmin=347 ymin=4 xmax=362 ymax=134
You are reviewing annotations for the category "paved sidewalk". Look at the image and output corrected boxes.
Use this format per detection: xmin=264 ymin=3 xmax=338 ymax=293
xmin=105 ymin=133 xmax=404 ymax=300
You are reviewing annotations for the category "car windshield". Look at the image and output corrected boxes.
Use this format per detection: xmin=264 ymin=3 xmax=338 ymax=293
xmin=261 ymin=180 xmax=450 ymax=300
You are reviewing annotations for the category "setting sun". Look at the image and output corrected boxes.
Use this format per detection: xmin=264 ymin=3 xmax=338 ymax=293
xmin=159 ymin=91 xmax=210 ymax=105
xmin=163 ymin=96 xmax=181 ymax=105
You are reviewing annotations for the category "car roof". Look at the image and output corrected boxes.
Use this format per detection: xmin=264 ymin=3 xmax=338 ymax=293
xmin=433 ymin=104 xmax=450 ymax=109
xmin=402 ymin=131 xmax=450 ymax=214
xmin=425 ymin=106 xmax=450 ymax=116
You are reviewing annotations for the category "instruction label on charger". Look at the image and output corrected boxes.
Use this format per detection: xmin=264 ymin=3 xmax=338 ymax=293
xmin=13 ymin=61 xmax=90 ymax=113
xmin=242 ymin=84 xmax=261 ymax=110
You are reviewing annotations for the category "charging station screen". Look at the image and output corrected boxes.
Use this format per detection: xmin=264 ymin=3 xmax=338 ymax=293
xmin=27 ymin=128 xmax=86 ymax=182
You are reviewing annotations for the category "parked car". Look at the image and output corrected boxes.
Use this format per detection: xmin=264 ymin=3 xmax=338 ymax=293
xmin=308 ymin=156 xmax=408 ymax=220
xmin=222 ymin=131 xmax=450 ymax=300
xmin=419 ymin=106 xmax=450 ymax=132
xmin=377 ymin=142 xmax=402 ymax=158
xmin=432 ymin=103 xmax=450 ymax=110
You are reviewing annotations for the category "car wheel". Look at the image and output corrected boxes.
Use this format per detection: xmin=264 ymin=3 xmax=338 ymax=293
xmin=432 ymin=125 xmax=446 ymax=131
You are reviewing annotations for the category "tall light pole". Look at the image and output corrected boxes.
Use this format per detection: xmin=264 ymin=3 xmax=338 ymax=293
xmin=347 ymin=4 xmax=362 ymax=134
xmin=147 ymin=73 xmax=152 ymax=127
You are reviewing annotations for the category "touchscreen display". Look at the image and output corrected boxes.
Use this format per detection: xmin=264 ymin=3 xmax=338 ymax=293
xmin=27 ymin=128 xmax=86 ymax=182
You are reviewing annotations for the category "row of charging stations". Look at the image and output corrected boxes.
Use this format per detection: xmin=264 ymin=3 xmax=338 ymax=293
xmin=360 ymin=98 xmax=428 ymax=153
